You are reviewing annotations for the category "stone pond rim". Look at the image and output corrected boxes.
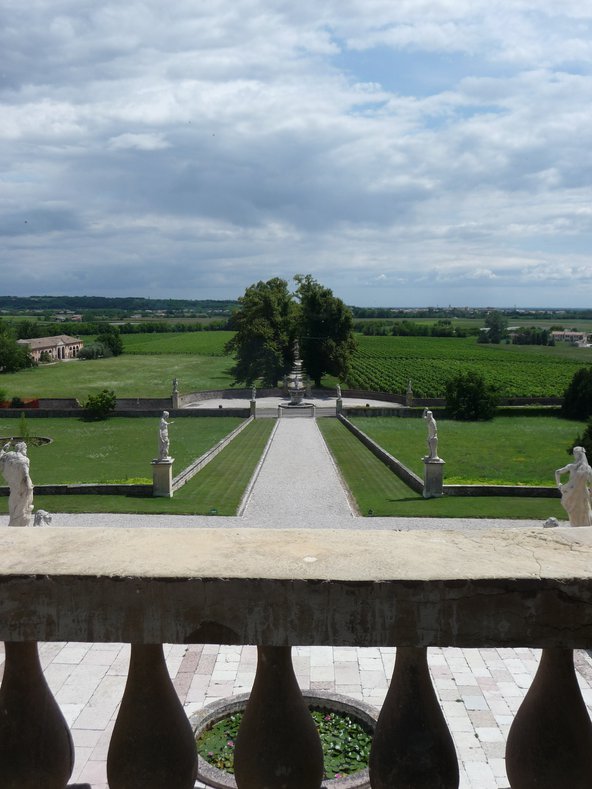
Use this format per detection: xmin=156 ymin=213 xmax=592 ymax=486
xmin=0 ymin=436 xmax=53 ymax=446
xmin=191 ymin=690 xmax=378 ymax=789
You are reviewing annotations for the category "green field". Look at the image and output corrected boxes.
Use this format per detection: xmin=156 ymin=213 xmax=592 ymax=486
xmin=348 ymin=335 xmax=592 ymax=397
xmin=318 ymin=419 xmax=567 ymax=519
xmin=2 ymin=331 xmax=591 ymax=402
xmin=0 ymin=354 xmax=235 ymax=400
xmin=0 ymin=418 xmax=274 ymax=515
xmin=348 ymin=415 xmax=586 ymax=485
xmin=122 ymin=331 xmax=233 ymax=355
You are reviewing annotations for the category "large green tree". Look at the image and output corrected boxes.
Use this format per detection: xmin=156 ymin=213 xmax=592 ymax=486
xmin=224 ymin=278 xmax=295 ymax=386
xmin=294 ymin=274 xmax=356 ymax=387
xmin=0 ymin=322 xmax=35 ymax=373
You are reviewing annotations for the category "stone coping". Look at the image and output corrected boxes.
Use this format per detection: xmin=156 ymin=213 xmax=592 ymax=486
xmin=0 ymin=526 xmax=590 ymax=581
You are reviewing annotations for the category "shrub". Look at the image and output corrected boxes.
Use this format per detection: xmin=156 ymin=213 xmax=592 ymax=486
xmin=562 ymin=367 xmax=592 ymax=420
xmin=79 ymin=343 xmax=113 ymax=360
xmin=83 ymin=389 xmax=117 ymax=420
xmin=569 ymin=419 xmax=592 ymax=458
xmin=445 ymin=371 xmax=498 ymax=421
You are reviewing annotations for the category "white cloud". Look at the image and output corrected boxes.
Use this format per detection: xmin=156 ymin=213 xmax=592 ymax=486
xmin=0 ymin=0 xmax=591 ymax=305
xmin=108 ymin=133 xmax=171 ymax=151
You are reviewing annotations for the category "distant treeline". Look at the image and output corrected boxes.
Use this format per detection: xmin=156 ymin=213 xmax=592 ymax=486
xmin=11 ymin=319 xmax=231 ymax=340
xmin=350 ymin=306 xmax=592 ymax=320
xmin=353 ymin=319 xmax=477 ymax=337
xmin=0 ymin=295 xmax=238 ymax=313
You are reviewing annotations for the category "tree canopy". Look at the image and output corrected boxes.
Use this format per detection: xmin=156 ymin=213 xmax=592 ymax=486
xmin=294 ymin=274 xmax=356 ymax=387
xmin=224 ymin=278 xmax=295 ymax=387
xmin=0 ymin=322 xmax=35 ymax=373
xmin=224 ymin=275 xmax=356 ymax=388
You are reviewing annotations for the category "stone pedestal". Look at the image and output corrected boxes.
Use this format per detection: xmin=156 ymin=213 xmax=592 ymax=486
xmin=423 ymin=457 xmax=445 ymax=499
xmin=336 ymin=398 xmax=343 ymax=414
xmin=171 ymin=392 xmax=179 ymax=410
xmin=152 ymin=458 xmax=174 ymax=498
xmin=250 ymin=400 xmax=256 ymax=417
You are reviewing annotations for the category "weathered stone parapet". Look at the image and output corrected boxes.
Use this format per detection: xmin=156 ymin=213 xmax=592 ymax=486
xmin=0 ymin=527 xmax=591 ymax=648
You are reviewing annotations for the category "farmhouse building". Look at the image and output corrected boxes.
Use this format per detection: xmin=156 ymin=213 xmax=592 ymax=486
xmin=550 ymin=330 xmax=589 ymax=345
xmin=17 ymin=334 xmax=84 ymax=361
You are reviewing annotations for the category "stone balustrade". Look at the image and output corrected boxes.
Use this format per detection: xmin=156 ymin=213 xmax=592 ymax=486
xmin=1 ymin=525 xmax=592 ymax=788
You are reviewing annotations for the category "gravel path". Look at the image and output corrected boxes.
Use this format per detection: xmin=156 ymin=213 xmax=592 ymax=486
xmin=242 ymin=417 xmax=355 ymax=520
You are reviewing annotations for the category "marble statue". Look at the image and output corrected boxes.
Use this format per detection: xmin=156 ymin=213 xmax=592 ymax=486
xmin=555 ymin=446 xmax=592 ymax=527
xmin=33 ymin=509 xmax=53 ymax=526
xmin=423 ymin=409 xmax=439 ymax=460
xmin=172 ymin=378 xmax=179 ymax=394
xmin=336 ymin=383 xmax=342 ymax=399
xmin=158 ymin=411 xmax=173 ymax=460
xmin=251 ymin=386 xmax=257 ymax=401
xmin=0 ymin=441 xmax=34 ymax=527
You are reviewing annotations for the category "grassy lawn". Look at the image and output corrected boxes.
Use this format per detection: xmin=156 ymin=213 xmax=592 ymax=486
xmin=0 ymin=354 xmax=235 ymax=400
xmin=0 ymin=418 xmax=274 ymax=515
xmin=0 ymin=416 xmax=243 ymax=484
xmin=318 ymin=419 xmax=567 ymax=519
xmin=348 ymin=415 xmax=586 ymax=485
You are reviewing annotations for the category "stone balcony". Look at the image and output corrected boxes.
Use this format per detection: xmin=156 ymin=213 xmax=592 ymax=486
xmin=1 ymin=525 xmax=592 ymax=788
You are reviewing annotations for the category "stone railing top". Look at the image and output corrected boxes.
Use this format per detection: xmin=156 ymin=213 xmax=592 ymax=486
xmin=1 ymin=527 xmax=592 ymax=647
xmin=0 ymin=526 xmax=591 ymax=581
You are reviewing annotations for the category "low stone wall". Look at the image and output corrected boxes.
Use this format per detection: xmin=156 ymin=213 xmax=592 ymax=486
xmin=337 ymin=414 xmax=423 ymax=494
xmin=0 ymin=483 xmax=152 ymax=497
xmin=444 ymin=484 xmax=560 ymax=498
xmin=172 ymin=417 xmax=254 ymax=491
xmin=343 ymin=406 xmax=409 ymax=418
xmin=115 ymin=398 xmax=171 ymax=411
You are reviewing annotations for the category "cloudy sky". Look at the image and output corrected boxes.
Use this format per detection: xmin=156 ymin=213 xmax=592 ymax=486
xmin=1 ymin=1 xmax=592 ymax=307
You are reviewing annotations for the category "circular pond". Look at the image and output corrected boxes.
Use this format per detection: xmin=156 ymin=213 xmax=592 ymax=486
xmin=191 ymin=690 xmax=377 ymax=789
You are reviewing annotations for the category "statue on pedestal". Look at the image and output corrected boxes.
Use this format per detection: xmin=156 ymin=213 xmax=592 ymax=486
xmin=555 ymin=446 xmax=592 ymax=526
xmin=158 ymin=411 xmax=173 ymax=460
xmin=423 ymin=409 xmax=439 ymax=460
xmin=0 ymin=441 xmax=34 ymax=527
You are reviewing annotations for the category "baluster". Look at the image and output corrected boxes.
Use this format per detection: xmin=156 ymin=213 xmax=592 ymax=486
xmin=506 ymin=648 xmax=592 ymax=788
xmin=369 ymin=647 xmax=459 ymax=789
xmin=107 ymin=643 xmax=197 ymax=789
xmin=0 ymin=641 xmax=74 ymax=789
xmin=234 ymin=645 xmax=324 ymax=789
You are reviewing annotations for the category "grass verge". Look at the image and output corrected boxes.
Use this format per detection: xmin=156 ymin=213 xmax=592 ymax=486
xmin=318 ymin=419 xmax=567 ymax=520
